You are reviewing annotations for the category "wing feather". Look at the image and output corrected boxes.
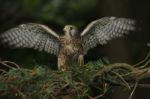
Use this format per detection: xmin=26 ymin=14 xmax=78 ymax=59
xmin=0 ymin=23 xmax=60 ymax=55
xmin=81 ymin=17 xmax=136 ymax=54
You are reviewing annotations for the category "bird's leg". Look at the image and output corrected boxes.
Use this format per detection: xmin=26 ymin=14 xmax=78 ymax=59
xmin=78 ymin=54 xmax=84 ymax=66
xmin=58 ymin=54 xmax=67 ymax=71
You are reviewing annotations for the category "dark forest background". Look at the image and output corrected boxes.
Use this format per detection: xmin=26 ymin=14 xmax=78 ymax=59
xmin=0 ymin=0 xmax=149 ymax=99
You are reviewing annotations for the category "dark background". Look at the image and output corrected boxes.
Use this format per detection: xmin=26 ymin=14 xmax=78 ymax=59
xmin=0 ymin=0 xmax=149 ymax=99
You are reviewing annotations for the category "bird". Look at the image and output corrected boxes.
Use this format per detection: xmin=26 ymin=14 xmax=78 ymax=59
xmin=0 ymin=17 xmax=136 ymax=70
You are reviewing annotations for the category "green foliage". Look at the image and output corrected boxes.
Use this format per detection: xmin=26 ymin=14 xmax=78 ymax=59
xmin=86 ymin=58 xmax=110 ymax=70
xmin=0 ymin=54 xmax=150 ymax=99
xmin=0 ymin=68 xmax=88 ymax=99
xmin=0 ymin=59 xmax=109 ymax=99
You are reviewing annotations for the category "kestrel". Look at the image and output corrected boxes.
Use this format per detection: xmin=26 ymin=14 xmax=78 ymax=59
xmin=0 ymin=17 xmax=136 ymax=70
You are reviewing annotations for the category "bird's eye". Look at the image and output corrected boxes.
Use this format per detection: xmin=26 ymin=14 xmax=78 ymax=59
xmin=70 ymin=27 xmax=73 ymax=30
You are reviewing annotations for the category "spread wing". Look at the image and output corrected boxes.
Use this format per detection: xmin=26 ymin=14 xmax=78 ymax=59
xmin=0 ymin=23 xmax=60 ymax=55
xmin=81 ymin=17 xmax=136 ymax=54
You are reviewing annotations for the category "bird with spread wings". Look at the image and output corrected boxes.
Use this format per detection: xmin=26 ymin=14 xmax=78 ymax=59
xmin=0 ymin=17 xmax=136 ymax=70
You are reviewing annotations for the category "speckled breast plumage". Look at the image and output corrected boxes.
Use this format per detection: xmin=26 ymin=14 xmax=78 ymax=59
xmin=59 ymin=36 xmax=83 ymax=57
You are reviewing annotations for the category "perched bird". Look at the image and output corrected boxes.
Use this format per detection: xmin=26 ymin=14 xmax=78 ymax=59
xmin=0 ymin=17 xmax=136 ymax=70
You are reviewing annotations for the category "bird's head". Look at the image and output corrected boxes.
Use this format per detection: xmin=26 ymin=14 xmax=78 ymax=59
xmin=63 ymin=25 xmax=79 ymax=37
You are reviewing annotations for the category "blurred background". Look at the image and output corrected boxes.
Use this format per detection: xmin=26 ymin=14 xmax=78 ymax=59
xmin=0 ymin=0 xmax=149 ymax=99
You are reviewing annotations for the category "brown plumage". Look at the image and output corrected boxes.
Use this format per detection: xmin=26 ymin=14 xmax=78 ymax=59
xmin=0 ymin=17 xmax=136 ymax=70
xmin=58 ymin=34 xmax=83 ymax=70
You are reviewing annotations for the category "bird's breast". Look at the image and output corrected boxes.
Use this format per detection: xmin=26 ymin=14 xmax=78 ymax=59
xmin=59 ymin=37 xmax=83 ymax=55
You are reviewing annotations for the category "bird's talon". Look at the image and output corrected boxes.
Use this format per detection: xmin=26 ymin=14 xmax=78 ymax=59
xmin=78 ymin=55 xmax=84 ymax=66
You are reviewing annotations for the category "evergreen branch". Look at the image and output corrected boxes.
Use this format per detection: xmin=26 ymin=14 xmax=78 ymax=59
xmin=0 ymin=52 xmax=150 ymax=99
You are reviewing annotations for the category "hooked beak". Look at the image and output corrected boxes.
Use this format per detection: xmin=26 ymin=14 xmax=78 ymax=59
xmin=63 ymin=26 xmax=67 ymax=32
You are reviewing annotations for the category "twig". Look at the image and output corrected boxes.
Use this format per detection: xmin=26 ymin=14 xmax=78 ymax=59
xmin=111 ymin=71 xmax=131 ymax=90
xmin=128 ymin=82 xmax=138 ymax=99
xmin=16 ymin=88 xmax=26 ymax=99
xmin=0 ymin=69 xmax=7 ymax=73
xmin=133 ymin=52 xmax=150 ymax=67
xmin=93 ymin=93 xmax=106 ymax=99
xmin=3 ymin=61 xmax=20 ymax=69
xmin=127 ymin=67 xmax=150 ymax=81
xmin=87 ymin=83 xmax=109 ymax=99
xmin=92 ymin=63 xmax=135 ymax=82
xmin=137 ymin=60 xmax=150 ymax=69
xmin=130 ymin=83 xmax=150 ymax=88
xmin=0 ymin=62 xmax=14 ymax=69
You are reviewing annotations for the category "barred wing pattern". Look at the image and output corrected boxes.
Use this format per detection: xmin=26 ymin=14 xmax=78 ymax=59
xmin=0 ymin=23 xmax=60 ymax=55
xmin=81 ymin=17 xmax=136 ymax=54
